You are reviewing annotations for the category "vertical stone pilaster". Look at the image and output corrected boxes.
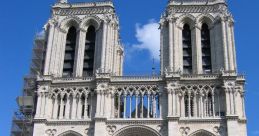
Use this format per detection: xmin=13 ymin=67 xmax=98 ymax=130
xmin=221 ymin=19 xmax=229 ymax=71
xmin=44 ymin=23 xmax=55 ymax=75
xmin=192 ymin=25 xmax=202 ymax=74
xmin=101 ymin=22 xmax=107 ymax=71
xmin=226 ymin=20 xmax=235 ymax=71
xmin=40 ymin=93 xmax=46 ymax=118
xmin=35 ymin=93 xmax=42 ymax=118
xmin=167 ymin=89 xmax=172 ymax=116
xmin=57 ymin=31 xmax=67 ymax=77
xmin=74 ymin=29 xmax=86 ymax=77
xmin=45 ymin=95 xmax=53 ymax=119
xmin=71 ymin=95 xmax=77 ymax=119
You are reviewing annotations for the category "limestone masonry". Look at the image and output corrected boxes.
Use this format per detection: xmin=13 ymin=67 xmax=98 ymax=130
xmin=11 ymin=0 xmax=247 ymax=136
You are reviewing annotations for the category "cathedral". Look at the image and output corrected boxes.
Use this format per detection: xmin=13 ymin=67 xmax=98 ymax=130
xmin=11 ymin=0 xmax=247 ymax=136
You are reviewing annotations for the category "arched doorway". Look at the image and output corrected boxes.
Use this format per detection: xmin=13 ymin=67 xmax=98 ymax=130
xmin=113 ymin=126 xmax=160 ymax=136
xmin=58 ymin=130 xmax=83 ymax=136
xmin=189 ymin=130 xmax=216 ymax=136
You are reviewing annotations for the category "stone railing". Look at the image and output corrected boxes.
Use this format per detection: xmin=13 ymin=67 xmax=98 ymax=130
xmin=53 ymin=77 xmax=94 ymax=82
xmin=180 ymin=74 xmax=220 ymax=80
xmin=111 ymin=75 xmax=162 ymax=82
xmin=54 ymin=0 xmax=114 ymax=8
xmin=169 ymin=0 xmax=226 ymax=5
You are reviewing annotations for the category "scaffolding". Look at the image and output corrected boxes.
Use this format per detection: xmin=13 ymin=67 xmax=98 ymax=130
xmin=11 ymin=31 xmax=47 ymax=136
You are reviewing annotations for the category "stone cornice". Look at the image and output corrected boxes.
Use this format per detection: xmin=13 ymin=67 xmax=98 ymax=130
xmin=167 ymin=3 xmax=227 ymax=14
xmin=179 ymin=117 xmax=225 ymax=124
xmin=107 ymin=119 xmax=164 ymax=125
xmin=53 ymin=7 xmax=114 ymax=16
xmin=34 ymin=119 xmax=92 ymax=125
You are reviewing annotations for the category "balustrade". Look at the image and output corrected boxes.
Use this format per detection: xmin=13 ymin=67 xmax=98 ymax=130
xmin=112 ymin=86 xmax=161 ymax=119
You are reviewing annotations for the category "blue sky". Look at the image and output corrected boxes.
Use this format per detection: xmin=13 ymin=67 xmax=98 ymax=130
xmin=0 ymin=0 xmax=258 ymax=135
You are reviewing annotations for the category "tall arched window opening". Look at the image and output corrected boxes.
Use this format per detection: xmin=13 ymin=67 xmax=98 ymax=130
xmin=83 ymin=26 xmax=96 ymax=76
xmin=182 ymin=24 xmax=192 ymax=74
xmin=63 ymin=27 xmax=77 ymax=77
xmin=201 ymin=24 xmax=212 ymax=73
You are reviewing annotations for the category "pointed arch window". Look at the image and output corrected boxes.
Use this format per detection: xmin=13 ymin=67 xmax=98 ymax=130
xmin=83 ymin=26 xmax=96 ymax=76
xmin=182 ymin=24 xmax=193 ymax=74
xmin=63 ymin=26 xmax=77 ymax=77
xmin=201 ymin=24 xmax=212 ymax=73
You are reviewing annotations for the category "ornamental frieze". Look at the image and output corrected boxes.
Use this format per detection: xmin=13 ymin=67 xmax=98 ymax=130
xmin=53 ymin=7 xmax=114 ymax=16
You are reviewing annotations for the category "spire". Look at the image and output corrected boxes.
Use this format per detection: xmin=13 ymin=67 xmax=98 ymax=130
xmin=58 ymin=0 xmax=67 ymax=4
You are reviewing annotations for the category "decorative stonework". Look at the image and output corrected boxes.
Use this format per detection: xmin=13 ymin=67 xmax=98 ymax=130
xmin=16 ymin=0 xmax=247 ymax=136
xmin=107 ymin=125 xmax=117 ymax=135
xmin=179 ymin=127 xmax=190 ymax=136
xmin=45 ymin=129 xmax=57 ymax=136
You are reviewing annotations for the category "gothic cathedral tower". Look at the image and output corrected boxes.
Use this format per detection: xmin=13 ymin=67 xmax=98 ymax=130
xmin=11 ymin=0 xmax=247 ymax=136
xmin=160 ymin=0 xmax=247 ymax=136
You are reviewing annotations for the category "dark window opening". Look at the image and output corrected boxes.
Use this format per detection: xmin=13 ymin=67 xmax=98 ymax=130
xmin=201 ymin=24 xmax=212 ymax=73
xmin=182 ymin=24 xmax=192 ymax=74
xmin=63 ymin=27 xmax=77 ymax=77
xmin=83 ymin=26 xmax=96 ymax=76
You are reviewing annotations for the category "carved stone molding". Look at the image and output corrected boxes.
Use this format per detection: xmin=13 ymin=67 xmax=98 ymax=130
xmin=45 ymin=129 xmax=57 ymax=136
xmin=107 ymin=125 xmax=117 ymax=135
xmin=179 ymin=127 xmax=190 ymax=136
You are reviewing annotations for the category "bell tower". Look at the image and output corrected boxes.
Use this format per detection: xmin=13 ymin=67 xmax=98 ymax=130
xmin=160 ymin=0 xmax=247 ymax=136
xmin=161 ymin=0 xmax=237 ymax=75
xmin=43 ymin=0 xmax=124 ymax=78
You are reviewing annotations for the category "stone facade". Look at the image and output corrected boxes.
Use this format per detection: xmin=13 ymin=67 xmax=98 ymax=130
xmin=19 ymin=0 xmax=247 ymax=136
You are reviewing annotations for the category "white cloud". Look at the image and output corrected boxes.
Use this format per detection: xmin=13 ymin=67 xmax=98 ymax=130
xmin=131 ymin=20 xmax=160 ymax=61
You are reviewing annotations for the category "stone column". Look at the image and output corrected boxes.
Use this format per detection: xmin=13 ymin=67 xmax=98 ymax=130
xmin=168 ymin=89 xmax=172 ymax=116
xmin=84 ymin=94 xmax=89 ymax=119
xmin=52 ymin=96 xmax=59 ymax=119
xmin=180 ymin=95 xmax=185 ymax=117
xmin=71 ymin=94 xmax=77 ymax=119
xmin=130 ymin=95 xmax=132 ymax=118
xmin=159 ymin=93 xmax=163 ymax=118
xmin=147 ymin=93 xmax=150 ymax=118
xmin=168 ymin=19 xmax=174 ymax=71
xmin=111 ymin=93 xmax=115 ymax=118
xmin=153 ymin=95 xmax=157 ymax=118
xmin=74 ymin=29 xmax=86 ymax=77
xmin=193 ymin=93 xmax=197 ymax=117
xmin=201 ymin=95 xmax=204 ymax=118
xmin=44 ymin=22 xmax=55 ymax=75
xmin=135 ymin=94 xmax=138 ymax=118
xmin=35 ymin=93 xmax=42 ymax=118
xmin=241 ymin=92 xmax=246 ymax=118
xmin=226 ymin=20 xmax=235 ymax=71
xmin=101 ymin=22 xmax=107 ymax=70
xmin=141 ymin=95 xmax=144 ymax=118
xmin=95 ymin=90 xmax=101 ymax=117
xmin=57 ymin=32 xmax=67 ymax=77
xmin=59 ymin=94 xmax=64 ymax=119
xmin=229 ymin=21 xmax=237 ymax=71
xmin=172 ymin=90 xmax=176 ymax=116
xmin=40 ymin=93 xmax=46 ymax=118
xmin=188 ymin=92 xmax=191 ymax=118
xmin=221 ymin=18 xmax=229 ymax=71
xmin=212 ymin=92 xmax=216 ymax=117
xmin=192 ymin=25 xmax=202 ymax=74
xmin=65 ymin=96 xmax=71 ymax=119
xmin=77 ymin=97 xmax=82 ymax=119
xmin=224 ymin=87 xmax=231 ymax=115
xmin=45 ymin=95 xmax=53 ymax=119
xmin=123 ymin=94 xmax=127 ymax=118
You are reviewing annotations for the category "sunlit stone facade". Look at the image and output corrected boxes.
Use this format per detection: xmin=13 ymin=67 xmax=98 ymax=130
xmin=27 ymin=0 xmax=247 ymax=136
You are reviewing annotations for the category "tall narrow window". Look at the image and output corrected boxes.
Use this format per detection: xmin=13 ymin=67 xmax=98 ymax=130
xmin=83 ymin=26 xmax=96 ymax=76
xmin=201 ymin=24 xmax=212 ymax=73
xmin=63 ymin=27 xmax=77 ymax=77
xmin=182 ymin=24 xmax=192 ymax=74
